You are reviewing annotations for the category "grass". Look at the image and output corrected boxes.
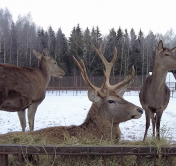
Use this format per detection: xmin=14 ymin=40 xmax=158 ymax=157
xmin=1 ymin=126 xmax=176 ymax=165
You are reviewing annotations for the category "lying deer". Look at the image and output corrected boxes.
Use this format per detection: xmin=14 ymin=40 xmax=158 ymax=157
xmin=139 ymin=40 xmax=176 ymax=140
xmin=0 ymin=49 xmax=65 ymax=132
xmin=0 ymin=45 xmax=143 ymax=143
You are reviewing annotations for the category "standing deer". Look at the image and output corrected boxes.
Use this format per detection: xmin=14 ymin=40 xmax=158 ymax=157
xmin=0 ymin=44 xmax=143 ymax=144
xmin=0 ymin=49 xmax=65 ymax=132
xmin=139 ymin=40 xmax=176 ymax=140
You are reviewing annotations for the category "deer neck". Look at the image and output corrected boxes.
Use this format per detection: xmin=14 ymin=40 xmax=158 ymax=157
xmin=151 ymin=64 xmax=167 ymax=92
xmin=80 ymin=104 xmax=120 ymax=140
xmin=38 ymin=57 xmax=51 ymax=88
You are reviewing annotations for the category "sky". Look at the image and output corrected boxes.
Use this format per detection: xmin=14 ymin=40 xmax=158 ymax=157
xmin=1 ymin=90 xmax=176 ymax=142
xmin=1 ymin=0 xmax=176 ymax=37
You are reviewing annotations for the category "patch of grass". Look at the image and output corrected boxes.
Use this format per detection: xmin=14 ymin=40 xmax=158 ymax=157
xmin=2 ymin=125 xmax=176 ymax=165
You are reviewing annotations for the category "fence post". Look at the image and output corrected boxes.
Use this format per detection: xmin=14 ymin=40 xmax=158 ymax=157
xmin=0 ymin=154 xmax=8 ymax=166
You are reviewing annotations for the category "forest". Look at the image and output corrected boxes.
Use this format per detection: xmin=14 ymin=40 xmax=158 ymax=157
xmin=1 ymin=8 xmax=176 ymax=84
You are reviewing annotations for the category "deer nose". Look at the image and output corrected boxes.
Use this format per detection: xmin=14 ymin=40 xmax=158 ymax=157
xmin=137 ymin=108 xmax=143 ymax=114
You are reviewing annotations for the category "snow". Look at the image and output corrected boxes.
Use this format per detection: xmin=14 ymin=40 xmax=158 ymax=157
xmin=0 ymin=90 xmax=176 ymax=142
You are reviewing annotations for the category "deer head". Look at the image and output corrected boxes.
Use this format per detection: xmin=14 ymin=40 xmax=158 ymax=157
xmin=155 ymin=40 xmax=176 ymax=71
xmin=33 ymin=48 xmax=65 ymax=78
xmin=73 ymin=44 xmax=143 ymax=125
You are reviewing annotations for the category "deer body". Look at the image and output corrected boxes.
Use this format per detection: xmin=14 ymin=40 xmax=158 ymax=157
xmin=139 ymin=40 xmax=176 ymax=140
xmin=0 ymin=49 xmax=65 ymax=132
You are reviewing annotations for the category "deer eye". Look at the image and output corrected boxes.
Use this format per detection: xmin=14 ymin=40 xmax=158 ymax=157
xmin=108 ymin=100 xmax=114 ymax=104
xmin=165 ymin=54 xmax=169 ymax=56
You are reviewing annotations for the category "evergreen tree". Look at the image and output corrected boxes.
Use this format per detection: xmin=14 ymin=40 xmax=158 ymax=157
xmin=137 ymin=29 xmax=145 ymax=79
xmin=103 ymin=28 xmax=117 ymax=77
xmin=145 ymin=31 xmax=156 ymax=74
xmin=55 ymin=28 xmax=69 ymax=74
xmin=130 ymin=28 xmax=140 ymax=75
xmin=48 ymin=26 xmax=56 ymax=58
xmin=69 ymin=24 xmax=83 ymax=75
xmin=82 ymin=27 xmax=92 ymax=74
xmin=123 ymin=29 xmax=131 ymax=76
xmin=37 ymin=28 xmax=48 ymax=52
xmin=89 ymin=26 xmax=103 ymax=75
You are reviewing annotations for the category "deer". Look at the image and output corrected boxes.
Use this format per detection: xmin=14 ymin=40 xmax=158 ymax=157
xmin=0 ymin=49 xmax=65 ymax=132
xmin=139 ymin=40 xmax=176 ymax=141
xmin=0 ymin=44 xmax=143 ymax=144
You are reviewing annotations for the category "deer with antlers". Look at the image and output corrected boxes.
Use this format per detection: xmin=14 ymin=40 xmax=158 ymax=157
xmin=139 ymin=40 xmax=176 ymax=141
xmin=0 ymin=44 xmax=143 ymax=143
xmin=0 ymin=49 xmax=65 ymax=132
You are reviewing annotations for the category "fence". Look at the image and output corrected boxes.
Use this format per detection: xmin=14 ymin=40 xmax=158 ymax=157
xmin=47 ymin=75 xmax=144 ymax=91
xmin=48 ymin=75 xmax=176 ymax=92
xmin=1 ymin=144 xmax=176 ymax=166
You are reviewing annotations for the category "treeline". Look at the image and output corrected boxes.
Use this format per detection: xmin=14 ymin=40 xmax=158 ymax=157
xmin=1 ymin=8 xmax=176 ymax=81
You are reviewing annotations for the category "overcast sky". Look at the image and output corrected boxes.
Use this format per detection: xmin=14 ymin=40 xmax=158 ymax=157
xmin=1 ymin=0 xmax=176 ymax=37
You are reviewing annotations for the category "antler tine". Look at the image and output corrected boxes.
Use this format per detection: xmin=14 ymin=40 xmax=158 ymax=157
xmin=110 ymin=66 xmax=135 ymax=91
xmin=42 ymin=48 xmax=49 ymax=56
xmin=73 ymin=56 xmax=105 ymax=97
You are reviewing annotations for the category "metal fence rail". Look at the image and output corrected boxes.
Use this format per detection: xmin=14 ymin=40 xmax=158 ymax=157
xmin=0 ymin=145 xmax=176 ymax=166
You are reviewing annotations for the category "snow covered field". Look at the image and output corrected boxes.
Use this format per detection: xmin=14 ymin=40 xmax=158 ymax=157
xmin=0 ymin=90 xmax=176 ymax=142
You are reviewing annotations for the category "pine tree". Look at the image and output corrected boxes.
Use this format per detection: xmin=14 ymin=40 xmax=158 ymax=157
xmin=69 ymin=24 xmax=84 ymax=75
xmin=48 ymin=26 xmax=56 ymax=58
xmin=83 ymin=27 xmax=92 ymax=74
xmin=55 ymin=28 xmax=69 ymax=74
xmin=89 ymin=26 xmax=103 ymax=76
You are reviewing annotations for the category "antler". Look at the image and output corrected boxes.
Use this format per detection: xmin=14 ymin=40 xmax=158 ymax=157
xmin=42 ymin=48 xmax=49 ymax=56
xmin=73 ymin=56 xmax=106 ymax=97
xmin=73 ymin=44 xmax=135 ymax=97
xmin=92 ymin=44 xmax=135 ymax=92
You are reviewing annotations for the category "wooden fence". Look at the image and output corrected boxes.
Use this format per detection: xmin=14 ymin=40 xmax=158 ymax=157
xmin=1 ymin=145 xmax=176 ymax=166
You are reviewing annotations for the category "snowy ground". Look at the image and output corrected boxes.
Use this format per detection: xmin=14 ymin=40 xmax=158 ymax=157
xmin=0 ymin=90 xmax=176 ymax=142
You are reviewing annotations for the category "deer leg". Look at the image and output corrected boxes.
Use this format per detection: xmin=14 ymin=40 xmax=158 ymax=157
xmin=17 ymin=110 xmax=26 ymax=132
xmin=156 ymin=110 xmax=163 ymax=140
xmin=151 ymin=113 xmax=156 ymax=137
xmin=143 ymin=110 xmax=151 ymax=141
xmin=28 ymin=104 xmax=38 ymax=131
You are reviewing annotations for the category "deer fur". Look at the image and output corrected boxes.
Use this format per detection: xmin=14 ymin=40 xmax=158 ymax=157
xmin=139 ymin=40 xmax=176 ymax=140
xmin=0 ymin=45 xmax=143 ymax=144
xmin=0 ymin=49 xmax=65 ymax=132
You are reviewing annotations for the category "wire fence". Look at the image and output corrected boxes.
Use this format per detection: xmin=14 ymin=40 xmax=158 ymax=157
xmin=47 ymin=75 xmax=144 ymax=91
xmin=46 ymin=76 xmax=176 ymax=98
xmin=48 ymin=75 xmax=176 ymax=91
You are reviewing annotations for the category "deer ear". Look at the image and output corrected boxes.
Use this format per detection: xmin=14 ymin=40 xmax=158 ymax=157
xmin=33 ymin=50 xmax=42 ymax=60
xmin=116 ymin=84 xmax=128 ymax=97
xmin=88 ymin=88 xmax=102 ymax=106
xmin=172 ymin=47 xmax=176 ymax=54
xmin=157 ymin=40 xmax=163 ymax=52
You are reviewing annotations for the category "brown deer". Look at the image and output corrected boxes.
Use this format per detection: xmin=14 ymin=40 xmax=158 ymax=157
xmin=0 ymin=49 xmax=65 ymax=132
xmin=139 ymin=40 xmax=176 ymax=141
xmin=0 ymin=44 xmax=143 ymax=144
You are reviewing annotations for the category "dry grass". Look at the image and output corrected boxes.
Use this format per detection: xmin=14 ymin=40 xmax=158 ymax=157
xmin=1 ymin=125 xmax=176 ymax=165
